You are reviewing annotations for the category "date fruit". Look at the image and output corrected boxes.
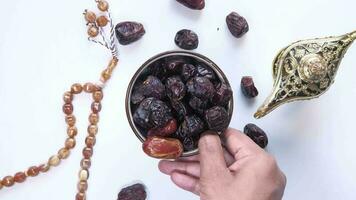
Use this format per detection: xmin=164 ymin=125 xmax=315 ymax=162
xmin=195 ymin=63 xmax=216 ymax=80
xmin=133 ymin=97 xmax=172 ymax=129
xmin=241 ymin=76 xmax=258 ymax=98
xmin=189 ymin=96 xmax=208 ymax=114
xmin=181 ymin=64 xmax=196 ymax=81
xmin=182 ymin=136 xmax=196 ymax=151
xmin=171 ymin=100 xmax=190 ymax=121
xmin=166 ymin=76 xmax=186 ymax=101
xmin=178 ymin=115 xmax=205 ymax=138
xmin=147 ymin=119 xmax=178 ymax=137
xmin=142 ymin=75 xmax=166 ymax=100
xmin=175 ymin=29 xmax=199 ymax=50
xmin=204 ymin=106 xmax=229 ymax=132
xmin=115 ymin=21 xmax=145 ymax=45
xmin=176 ymin=0 xmax=205 ymax=10
xmin=212 ymin=83 xmax=233 ymax=106
xmin=244 ymin=123 xmax=268 ymax=148
xmin=143 ymin=136 xmax=184 ymax=159
xmin=187 ymin=77 xmax=215 ymax=100
xmin=226 ymin=12 xmax=249 ymax=38
xmin=118 ymin=183 xmax=147 ymax=200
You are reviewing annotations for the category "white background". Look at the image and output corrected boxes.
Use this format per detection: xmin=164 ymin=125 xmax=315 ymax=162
xmin=0 ymin=0 xmax=355 ymax=199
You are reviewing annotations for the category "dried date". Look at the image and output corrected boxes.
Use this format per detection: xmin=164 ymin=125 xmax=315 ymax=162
xmin=133 ymin=98 xmax=172 ymax=129
xmin=241 ymin=76 xmax=258 ymax=98
xmin=147 ymin=119 xmax=178 ymax=137
xmin=142 ymin=76 xmax=166 ymax=100
xmin=171 ymin=100 xmax=190 ymax=121
xmin=181 ymin=64 xmax=197 ymax=82
xmin=164 ymin=56 xmax=189 ymax=74
xmin=118 ymin=183 xmax=147 ymax=200
xmin=166 ymin=76 xmax=186 ymax=101
xmin=204 ymin=106 xmax=229 ymax=132
xmin=187 ymin=77 xmax=215 ymax=100
xmin=195 ymin=63 xmax=216 ymax=80
xmin=189 ymin=96 xmax=208 ymax=115
xmin=244 ymin=123 xmax=268 ymax=148
xmin=178 ymin=115 xmax=205 ymax=138
xmin=175 ymin=29 xmax=199 ymax=50
xmin=182 ymin=136 xmax=196 ymax=151
xmin=212 ymin=83 xmax=233 ymax=106
xmin=143 ymin=136 xmax=183 ymax=159
xmin=226 ymin=12 xmax=249 ymax=38
xmin=176 ymin=0 xmax=205 ymax=10
xmin=115 ymin=21 xmax=146 ymax=45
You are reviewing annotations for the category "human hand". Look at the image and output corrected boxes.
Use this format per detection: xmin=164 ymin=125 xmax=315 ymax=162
xmin=158 ymin=128 xmax=286 ymax=200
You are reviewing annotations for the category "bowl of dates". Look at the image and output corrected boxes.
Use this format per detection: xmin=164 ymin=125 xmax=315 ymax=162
xmin=126 ymin=51 xmax=234 ymax=158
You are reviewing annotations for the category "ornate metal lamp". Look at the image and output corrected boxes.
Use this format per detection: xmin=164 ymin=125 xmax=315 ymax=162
xmin=255 ymin=31 xmax=356 ymax=119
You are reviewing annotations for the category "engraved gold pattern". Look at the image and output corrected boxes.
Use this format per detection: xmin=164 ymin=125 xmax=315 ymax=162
xmin=255 ymin=31 xmax=356 ymax=119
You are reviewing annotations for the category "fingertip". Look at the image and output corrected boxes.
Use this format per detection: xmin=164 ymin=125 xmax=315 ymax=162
xmin=224 ymin=128 xmax=244 ymax=138
xmin=158 ymin=160 xmax=171 ymax=175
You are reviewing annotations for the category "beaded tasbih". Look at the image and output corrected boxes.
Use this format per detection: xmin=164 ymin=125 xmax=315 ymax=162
xmin=0 ymin=1 xmax=118 ymax=200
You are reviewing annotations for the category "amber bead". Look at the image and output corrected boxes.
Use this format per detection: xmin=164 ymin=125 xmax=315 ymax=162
xmin=58 ymin=148 xmax=70 ymax=159
xmin=101 ymin=69 xmax=111 ymax=81
xmin=49 ymin=155 xmax=61 ymax=166
xmin=84 ymin=11 xmax=96 ymax=23
xmin=89 ymin=113 xmax=99 ymax=124
xmin=14 ymin=172 xmax=27 ymax=183
xmin=39 ymin=164 xmax=50 ymax=173
xmin=65 ymin=138 xmax=76 ymax=149
xmin=79 ymin=169 xmax=89 ymax=181
xmin=63 ymin=103 xmax=74 ymax=115
xmin=85 ymin=136 xmax=96 ymax=148
xmin=96 ymin=16 xmax=108 ymax=27
xmin=78 ymin=181 xmax=88 ymax=193
xmin=27 ymin=166 xmax=40 ymax=177
xmin=83 ymin=82 xmax=96 ymax=93
xmin=67 ymin=126 xmax=78 ymax=137
xmin=63 ymin=91 xmax=73 ymax=103
xmin=65 ymin=115 xmax=76 ymax=127
xmin=91 ymin=102 xmax=102 ymax=113
xmin=80 ymin=159 xmax=91 ymax=169
xmin=87 ymin=125 xmax=98 ymax=136
xmin=76 ymin=192 xmax=86 ymax=200
xmin=82 ymin=147 xmax=93 ymax=159
xmin=109 ymin=57 xmax=118 ymax=68
xmin=87 ymin=26 xmax=99 ymax=38
xmin=97 ymin=0 xmax=109 ymax=11
xmin=92 ymin=90 xmax=103 ymax=102
xmin=71 ymin=83 xmax=83 ymax=94
xmin=2 ymin=176 xmax=15 ymax=187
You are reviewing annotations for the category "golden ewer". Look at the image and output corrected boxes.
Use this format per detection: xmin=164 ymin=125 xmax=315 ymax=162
xmin=254 ymin=31 xmax=356 ymax=119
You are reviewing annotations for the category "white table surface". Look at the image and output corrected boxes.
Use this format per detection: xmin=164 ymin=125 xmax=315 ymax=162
xmin=0 ymin=0 xmax=355 ymax=199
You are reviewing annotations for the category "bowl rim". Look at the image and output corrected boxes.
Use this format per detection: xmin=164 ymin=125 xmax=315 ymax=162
xmin=125 ymin=50 xmax=234 ymax=157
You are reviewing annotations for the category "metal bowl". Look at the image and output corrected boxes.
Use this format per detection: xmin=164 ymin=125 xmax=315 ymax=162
xmin=126 ymin=51 xmax=234 ymax=157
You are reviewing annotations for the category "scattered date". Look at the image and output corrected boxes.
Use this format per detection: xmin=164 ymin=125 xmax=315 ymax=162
xmin=226 ymin=12 xmax=249 ymax=38
xmin=175 ymin=29 xmax=199 ymax=50
xmin=241 ymin=76 xmax=259 ymax=98
xmin=176 ymin=0 xmax=205 ymax=10
xmin=115 ymin=21 xmax=146 ymax=45
xmin=244 ymin=123 xmax=268 ymax=148
xmin=118 ymin=183 xmax=147 ymax=200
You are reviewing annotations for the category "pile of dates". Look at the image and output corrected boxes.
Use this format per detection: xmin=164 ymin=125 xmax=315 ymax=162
xmin=131 ymin=55 xmax=233 ymax=159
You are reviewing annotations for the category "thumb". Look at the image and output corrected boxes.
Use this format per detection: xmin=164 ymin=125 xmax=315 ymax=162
xmin=198 ymin=131 xmax=228 ymax=178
